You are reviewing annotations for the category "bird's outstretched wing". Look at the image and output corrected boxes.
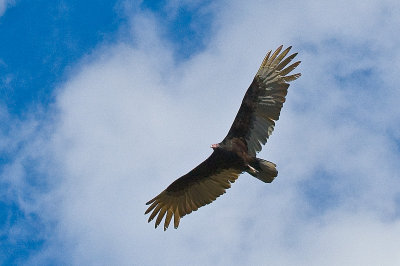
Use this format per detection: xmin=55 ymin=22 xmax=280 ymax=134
xmin=145 ymin=46 xmax=301 ymax=230
xmin=223 ymin=46 xmax=301 ymax=156
xmin=145 ymin=150 xmax=243 ymax=230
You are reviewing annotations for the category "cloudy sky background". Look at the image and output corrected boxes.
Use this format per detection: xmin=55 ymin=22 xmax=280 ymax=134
xmin=1 ymin=0 xmax=400 ymax=265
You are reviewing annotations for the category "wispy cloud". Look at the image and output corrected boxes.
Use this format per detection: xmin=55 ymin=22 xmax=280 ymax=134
xmin=1 ymin=0 xmax=400 ymax=265
xmin=0 ymin=0 xmax=14 ymax=17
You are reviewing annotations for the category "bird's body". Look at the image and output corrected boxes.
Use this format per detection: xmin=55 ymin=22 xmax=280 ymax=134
xmin=145 ymin=46 xmax=301 ymax=230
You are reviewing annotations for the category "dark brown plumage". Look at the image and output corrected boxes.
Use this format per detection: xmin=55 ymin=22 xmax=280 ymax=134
xmin=145 ymin=46 xmax=301 ymax=230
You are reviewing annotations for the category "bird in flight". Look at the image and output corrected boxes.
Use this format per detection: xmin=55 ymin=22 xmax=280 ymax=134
xmin=145 ymin=46 xmax=301 ymax=230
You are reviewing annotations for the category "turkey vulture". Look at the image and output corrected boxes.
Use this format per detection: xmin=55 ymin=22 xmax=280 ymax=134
xmin=145 ymin=46 xmax=301 ymax=230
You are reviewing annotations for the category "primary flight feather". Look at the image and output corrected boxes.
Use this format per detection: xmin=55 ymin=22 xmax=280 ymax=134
xmin=145 ymin=45 xmax=301 ymax=230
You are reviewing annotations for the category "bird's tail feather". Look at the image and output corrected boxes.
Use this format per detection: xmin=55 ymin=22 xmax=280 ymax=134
xmin=247 ymin=158 xmax=278 ymax=183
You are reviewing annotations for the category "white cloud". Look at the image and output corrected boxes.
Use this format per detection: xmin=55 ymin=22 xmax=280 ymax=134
xmin=2 ymin=0 xmax=400 ymax=265
xmin=0 ymin=0 xmax=14 ymax=17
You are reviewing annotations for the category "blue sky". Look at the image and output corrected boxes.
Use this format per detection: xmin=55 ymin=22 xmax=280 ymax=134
xmin=1 ymin=0 xmax=400 ymax=265
xmin=0 ymin=0 xmax=210 ymax=115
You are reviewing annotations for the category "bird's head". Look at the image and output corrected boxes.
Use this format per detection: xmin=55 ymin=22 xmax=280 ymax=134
xmin=211 ymin=143 xmax=220 ymax=150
